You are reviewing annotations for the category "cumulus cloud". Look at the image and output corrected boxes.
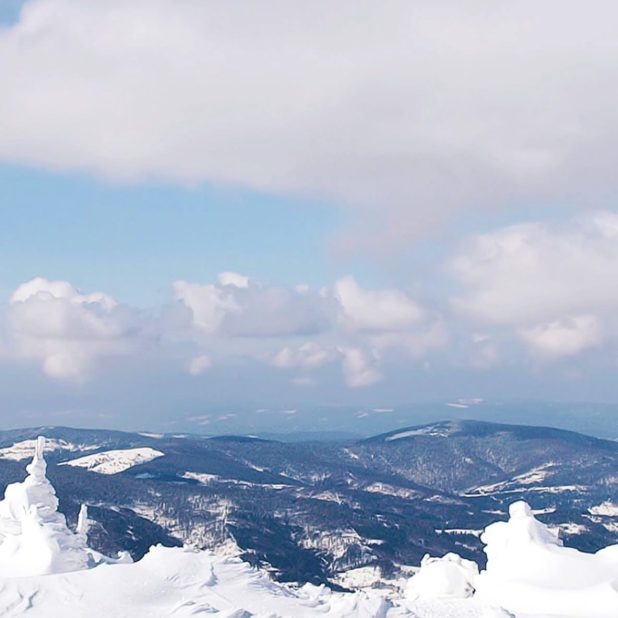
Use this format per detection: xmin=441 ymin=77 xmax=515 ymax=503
xmin=520 ymin=315 xmax=602 ymax=359
xmin=173 ymin=281 xmax=239 ymax=335
xmin=339 ymin=347 xmax=382 ymax=388
xmin=175 ymin=275 xmax=332 ymax=338
xmin=2 ymin=1 xmax=618 ymax=246
xmin=0 ymin=273 xmax=442 ymax=388
xmin=6 ymin=277 xmax=140 ymax=379
xmin=451 ymin=212 xmax=618 ymax=357
xmin=5 ymin=243 xmax=614 ymax=392
xmin=272 ymin=341 xmax=386 ymax=388
xmin=217 ymin=272 xmax=249 ymax=289
xmin=176 ymin=274 xmax=441 ymax=387
xmin=334 ymin=276 xmax=423 ymax=331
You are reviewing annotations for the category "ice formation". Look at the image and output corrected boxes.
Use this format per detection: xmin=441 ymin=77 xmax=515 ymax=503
xmin=0 ymin=437 xmax=129 ymax=579
xmin=0 ymin=436 xmax=91 ymax=576
xmin=0 ymin=438 xmax=616 ymax=617
xmin=475 ymin=500 xmax=618 ymax=617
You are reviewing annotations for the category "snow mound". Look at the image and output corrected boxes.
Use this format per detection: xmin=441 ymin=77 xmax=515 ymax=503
xmin=59 ymin=447 xmax=164 ymax=474
xmin=405 ymin=553 xmax=478 ymax=600
xmin=0 ymin=545 xmax=404 ymax=617
xmin=0 ymin=437 xmax=92 ymax=576
xmin=475 ymin=500 xmax=618 ymax=617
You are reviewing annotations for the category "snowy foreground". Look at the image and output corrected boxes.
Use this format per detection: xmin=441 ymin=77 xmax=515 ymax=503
xmin=0 ymin=439 xmax=616 ymax=618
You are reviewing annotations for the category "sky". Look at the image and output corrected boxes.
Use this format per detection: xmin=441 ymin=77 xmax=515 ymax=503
xmin=2 ymin=0 xmax=618 ymax=432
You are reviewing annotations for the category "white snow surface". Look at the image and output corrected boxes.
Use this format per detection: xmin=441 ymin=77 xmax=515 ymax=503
xmin=385 ymin=425 xmax=450 ymax=441
xmin=475 ymin=501 xmax=618 ymax=617
xmin=405 ymin=553 xmax=478 ymax=600
xmin=0 ymin=437 xmax=125 ymax=578
xmin=1 ymin=437 xmax=617 ymax=617
xmin=589 ymin=501 xmax=618 ymax=516
xmin=59 ymin=447 xmax=164 ymax=474
xmin=0 ymin=438 xmax=98 ymax=461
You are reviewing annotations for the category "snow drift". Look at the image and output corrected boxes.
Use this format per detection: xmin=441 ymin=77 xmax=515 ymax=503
xmin=405 ymin=552 xmax=478 ymax=601
xmin=0 ymin=437 xmax=616 ymax=617
xmin=475 ymin=501 xmax=618 ymax=617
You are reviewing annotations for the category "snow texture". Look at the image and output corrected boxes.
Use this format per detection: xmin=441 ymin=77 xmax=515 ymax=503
xmin=59 ymin=447 xmax=164 ymax=474
xmin=0 ymin=437 xmax=91 ymax=576
xmin=405 ymin=553 xmax=478 ymax=600
xmin=475 ymin=501 xmax=618 ymax=617
xmin=0 ymin=438 xmax=616 ymax=617
xmin=0 ymin=438 xmax=97 ymax=461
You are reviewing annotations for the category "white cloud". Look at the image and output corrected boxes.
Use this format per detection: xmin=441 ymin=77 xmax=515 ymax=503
xmin=188 ymin=354 xmax=212 ymax=376
xmin=452 ymin=213 xmax=618 ymax=325
xmin=175 ymin=276 xmax=332 ymax=338
xmin=173 ymin=280 xmax=239 ymax=335
xmin=10 ymin=277 xmax=117 ymax=309
xmin=2 ymin=1 xmax=618 ymax=246
xmin=176 ymin=274 xmax=439 ymax=386
xmin=520 ymin=315 xmax=602 ymax=359
xmin=339 ymin=347 xmax=382 ymax=388
xmin=334 ymin=276 xmax=423 ymax=331
xmin=217 ymin=272 xmax=249 ymax=289
xmin=272 ymin=342 xmax=335 ymax=371
xmin=6 ymin=277 xmax=139 ymax=379
xmin=1 ymin=274 xmax=440 ymax=387
xmin=451 ymin=212 xmax=618 ymax=358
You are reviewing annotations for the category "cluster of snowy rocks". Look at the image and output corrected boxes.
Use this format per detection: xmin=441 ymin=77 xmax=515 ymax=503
xmin=0 ymin=438 xmax=616 ymax=617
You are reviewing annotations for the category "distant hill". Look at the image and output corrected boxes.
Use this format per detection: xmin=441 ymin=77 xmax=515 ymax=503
xmin=0 ymin=420 xmax=615 ymax=585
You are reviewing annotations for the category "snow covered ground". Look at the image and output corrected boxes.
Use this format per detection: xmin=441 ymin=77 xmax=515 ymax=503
xmin=0 ymin=437 xmax=616 ymax=617
xmin=0 ymin=544 xmax=498 ymax=618
xmin=0 ymin=438 xmax=97 ymax=461
xmin=589 ymin=501 xmax=618 ymax=516
xmin=58 ymin=447 xmax=164 ymax=474
xmin=385 ymin=425 xmax=451 ymax=440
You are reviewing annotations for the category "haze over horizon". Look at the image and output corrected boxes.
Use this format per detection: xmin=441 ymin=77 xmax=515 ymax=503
xmin=2 ymin=1 xmax=618 ymax=431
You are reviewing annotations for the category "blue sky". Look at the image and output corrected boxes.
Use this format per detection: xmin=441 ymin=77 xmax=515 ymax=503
xmin=2 ymin=0 xmax=618 ymax=432
xmin=0 ymin=165 xmax=350 ymax=305
xmin=0 ymin=1 xmax=24 ymax=25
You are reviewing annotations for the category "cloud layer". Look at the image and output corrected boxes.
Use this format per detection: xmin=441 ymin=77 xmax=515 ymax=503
xmin=451 ymin=213 xmax=618 ymax=358
xmin=1 ymin=0 xmax=618 ymax=247
xmin=1 ymin=1 xmax=617 ymax=402
xmin=5 ymin=277 xmax=140 ymax=379
xmin=173 ymin=273 xmax=439 ymax=388
xmin=3 ymin=211 xmax=618 ymax=390
xmin=0 ymin=273 xmax=439 ymax=387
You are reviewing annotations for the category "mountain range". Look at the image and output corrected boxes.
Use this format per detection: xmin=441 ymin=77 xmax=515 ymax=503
xmin=0 ymin=419 xmax=615 ymax=588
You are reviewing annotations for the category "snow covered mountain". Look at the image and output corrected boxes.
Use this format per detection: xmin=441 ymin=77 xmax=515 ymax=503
xmin=59 ymin=447 xmax=164 ymax=474
xmin=0 ymin=420 xmax=615 ymax=587
xmin=0 ymin=439 xmax=616 ymax=617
